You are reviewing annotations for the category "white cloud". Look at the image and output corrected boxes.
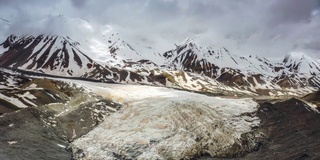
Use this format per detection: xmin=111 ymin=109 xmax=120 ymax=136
xmin=0 ymin=0 xmax=319 ymax=59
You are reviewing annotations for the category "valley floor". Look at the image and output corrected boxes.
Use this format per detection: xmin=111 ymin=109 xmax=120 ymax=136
xmin=62 ymin=79 xmax=260 ymax=159
xmin=0 ymin=77 xmax=320 ymax=159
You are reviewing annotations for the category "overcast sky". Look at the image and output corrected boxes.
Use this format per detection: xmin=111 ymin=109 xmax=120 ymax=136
xmin=0 ymin=0 xmax=320 ymax=59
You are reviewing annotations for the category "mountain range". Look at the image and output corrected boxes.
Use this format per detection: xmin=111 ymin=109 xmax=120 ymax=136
xmin=0 ymin=33 xmax=319 ymax=96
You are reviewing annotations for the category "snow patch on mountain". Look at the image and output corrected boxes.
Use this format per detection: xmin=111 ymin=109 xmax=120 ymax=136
xmin=282 ymin=52 xmax=320 ymax=75
xmin=0 ymin=45 xmax=7 ymax=55
xmin=0 ymin=93 xmax=29 ymax=108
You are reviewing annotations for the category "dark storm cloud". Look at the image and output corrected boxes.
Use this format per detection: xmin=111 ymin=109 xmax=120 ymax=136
xmin=0 ymin=0 xmax=320 ymax=58
xmin=268 ymin=0 xmax=319 ymax=24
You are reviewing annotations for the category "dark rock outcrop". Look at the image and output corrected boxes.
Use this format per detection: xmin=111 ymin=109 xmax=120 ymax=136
xmin=240 ymin=98 xmax=320 ymax=160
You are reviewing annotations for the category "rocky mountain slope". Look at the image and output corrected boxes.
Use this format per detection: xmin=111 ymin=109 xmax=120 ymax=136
xmin=0 ymin=71 xmax=123 ymax=159
xmin=238 ymin=98 xmax=320 ymax=160
xmin=0 ymin=68 xmax=70 ymax=113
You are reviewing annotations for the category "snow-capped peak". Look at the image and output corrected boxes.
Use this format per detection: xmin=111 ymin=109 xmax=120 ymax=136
xmin=161 ymin=38 xmax=276 ymax=77
xmin=283 ymin=52 xmax=308 ymax=63
xmin=180 ymin=37 xmax=195 ymax=45
xmin=0 ymin=34 xmax=102 ymax=77
xmin=282 ymin=52 xmax=320 ymax=75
